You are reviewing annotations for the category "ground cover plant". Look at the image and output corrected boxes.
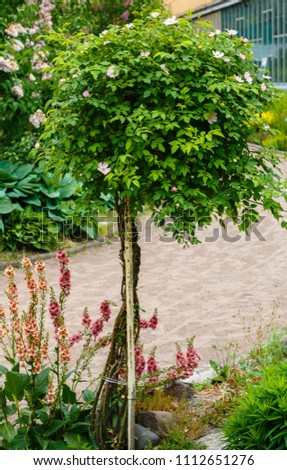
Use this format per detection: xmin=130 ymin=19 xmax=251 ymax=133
xmin=39 ymin=7 xmax=287 ymax=449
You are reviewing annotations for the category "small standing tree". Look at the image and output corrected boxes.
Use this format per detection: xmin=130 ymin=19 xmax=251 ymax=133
xmin=40 ymin=11 xmax=287 ymax=448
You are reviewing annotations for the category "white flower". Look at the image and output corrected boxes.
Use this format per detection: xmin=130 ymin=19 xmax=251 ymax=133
xmin=212 ymin=51 xmax=224 ymax=58
xmin=11 ymin=84 xmax=24 ymax=99
xmin=107 ymin=65 xmax=119 ymax=78
xmin=104 ymin=41 xmax=111 ymax=45
xmin=160 ymin=64 xmax=169 ymax=75
xmin=263 ymin=74 xmax=272 ymax=80
xmin=239 ymin=53 xmax=246 ymax=60
xmin=13 ymin=39 xmax=25 ymax=51
xmin=244 ymin=71 xmax=253 ymax=84
xmin=35 ymin=142 xmax=40 ymax=149
xmin=234 ymin=75 xmax=244 ymax=83
xmin=0 ymin=58 xmax=19 ymax=73
xmin=125 ymin=23 xmax=134 ymax=29
xmin=29 ymin=109 xmax=46 ymax=128
xmin=208 ymin=29 xmax=221 ymax=37
xmin=28 ymin=73 xmax=36 ymax=81
xmin=97 ymin=162 xmax=111 ymax=175
xmin=150 ymin=12 xmax=160 ymax=18
xmin=140 ymin=51 xmax=150 ymax=57
xmin=99 ymin=30 xmax=108 ymax=37
xmin=163 ymin=16 xmax=178 ymax=26
xmin=223 ymin=57 xmax=231 ymax=62
xmin=5 ymin=23 xmax=27 ymax=38
xmin=227 ymin=29 xmax=238 ymax=36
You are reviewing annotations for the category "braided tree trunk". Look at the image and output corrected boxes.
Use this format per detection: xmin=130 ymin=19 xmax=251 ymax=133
xmin=90 ymin=196 xmax=141 ymax=449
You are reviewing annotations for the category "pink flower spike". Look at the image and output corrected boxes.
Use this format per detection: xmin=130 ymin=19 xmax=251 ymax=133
xmin=261 ymin=82 xmax=267 ymax=91
xmin=171 ymin=186 xmax=177 ymax=192
xmin=82 ymin=90 xmax=90 ymax=97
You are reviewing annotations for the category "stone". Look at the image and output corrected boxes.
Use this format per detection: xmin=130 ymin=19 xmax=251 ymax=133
xmin=163 ymin=381 xmax=195 ymax=400
xmin=136 ymin=411 xmax=176 ymax=438
xmin=135 ymin=424 xmax=161 ymax=450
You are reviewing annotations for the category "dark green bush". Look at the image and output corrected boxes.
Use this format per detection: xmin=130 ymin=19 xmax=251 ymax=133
xmin=223 ymin=360 xmax=287 ymax=449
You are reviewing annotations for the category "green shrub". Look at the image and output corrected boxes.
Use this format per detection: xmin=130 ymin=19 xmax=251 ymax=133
xmin=223 ymin=360 xmax=287 ymax=449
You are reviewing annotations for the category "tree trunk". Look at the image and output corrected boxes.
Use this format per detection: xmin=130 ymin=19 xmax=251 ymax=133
xmin=90 ymin=196 xmax=140 ymax=449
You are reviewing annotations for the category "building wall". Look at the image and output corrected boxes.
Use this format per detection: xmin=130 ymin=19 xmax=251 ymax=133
xmin=164 ymin=0 xmax=221 ymax=16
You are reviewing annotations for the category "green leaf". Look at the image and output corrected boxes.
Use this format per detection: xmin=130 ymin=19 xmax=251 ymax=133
xmin=62 ymin=384 xmax=77 ymax=405
xmin=0 ymin=198 xmax=15 ymax=215
xmin=32 ymin=368 xmax=50 ymax=399
xmin=82 ymin=389 xmax=95 ymax=403
xmin=0 ymin=422 xmax=17 ymax=443
xmin=43 ymin=419 xmax=65 ymax=438
xmin=4 ymin=371 xmax=29 ymax=400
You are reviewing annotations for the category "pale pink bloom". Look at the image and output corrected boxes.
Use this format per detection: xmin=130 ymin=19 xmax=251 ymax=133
xmin=241 ymin=37 xmax=249 ymax=42
xmin=0 ymin=58 xmax=19 ymax=73
xmin=264 ymin=125 xmax=270 ymax=130
xmin=12 ymin=84 xmax=24 ymax=99
xmin=212 ymin=51 xmax=224 ymax=58
xmin=5 ymin=23 xmax=27 ymax=38
xmin=42 ymin=72 xmax=52 ymax=81
xmin=29 ymin=109 xmax=46 ymax=128
xmin=171 ymin=186 xmax=177 ymax=192
xmin=244 ymin=71 xmax=253 ymax=84
xmin=140 ymin=51 xmax=150 ymax=57
xmin=13 ymin=39 xmax=25 ymax=51
xmin=160 ymin=63 xmax=169 ymax=74
xmin=223 ymin=57 xmax=230 ymax=62
xmin=208 ymin=29 xmax=221 ymax=37
xmin=150 ymin=12 xmax=160 ymax=18
xmin=227 ymin=29 xmax=238 ymax=35
xmin=239 ymin=53 xmax=246 ymax=60
xmin=82 ymin=90 xmax=90 ymax=97
xmin=107 ymin=65 xmax=119 ymax=78
xmin=97 ymin=162 xmax=111 ymax=175
xmin=120 ymin=10 xmax=129 ymax=21
xmin=234 ymin=75 xmax=244 ymax=83
xmin=208 ymin=112 xmax=218 ymax=124
xmin=164 ymin=15 xmax=178 ymax=26
xmin=261 ymin=82 xmax=267 ymax=91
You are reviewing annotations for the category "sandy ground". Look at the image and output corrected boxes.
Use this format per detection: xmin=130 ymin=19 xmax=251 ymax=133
xmin=1 ymin=202 xmax=287 ymax=378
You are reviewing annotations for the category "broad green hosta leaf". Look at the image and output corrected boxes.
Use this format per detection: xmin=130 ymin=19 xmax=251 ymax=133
xmin=0 ymin=198 xmax=16 ymax=215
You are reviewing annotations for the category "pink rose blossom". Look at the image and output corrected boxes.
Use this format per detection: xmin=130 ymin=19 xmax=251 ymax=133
xmin=82 ymin=90 xmax=90 ymax=97
xmin=208 ymin=112 xmax=218 ymax=124
xmin=261 ymin=82 xmax=267 ymax=91
xmin=97 ymin=162 xmax=111 ymax=175
xmin=244 ymin=71 xmax=253 ymax=84
xmin=171 ymin=186 xmax=177 ymax=192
